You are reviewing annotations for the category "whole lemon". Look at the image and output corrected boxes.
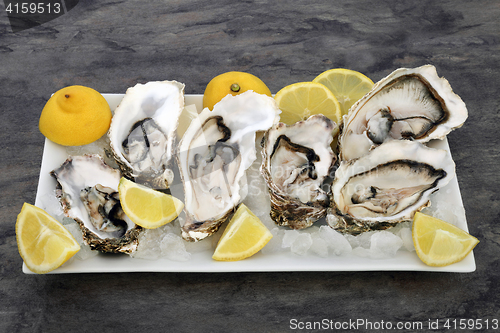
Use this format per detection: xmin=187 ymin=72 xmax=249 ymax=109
xmin=203 ymin=71 xmax=272 ymax=110
xmin=39 ymin=85 xmax=112 ymax=146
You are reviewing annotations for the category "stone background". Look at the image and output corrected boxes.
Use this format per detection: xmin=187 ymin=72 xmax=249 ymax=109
xmin=1 ymin=0 xmax=499 ymax=331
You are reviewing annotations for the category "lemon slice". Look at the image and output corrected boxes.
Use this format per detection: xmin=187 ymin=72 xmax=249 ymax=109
xmin=312 ymin=68 xmax=374 ymax=116
xmin=412 ymin=212 xmax=479 ymax=267
xmin=274 ymin=82 xmax=341 ymax=125
xmin=16 ymin=203 xmax=80 ymax=274
xmin=213 ymin=204 xmax=273 ymax=261
xmin=118 ymin=177 xmax=184 ymax=229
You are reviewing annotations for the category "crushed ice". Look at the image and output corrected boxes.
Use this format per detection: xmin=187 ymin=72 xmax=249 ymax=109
xmin=61 ymin=219 xmax=99 ymax=261
xmin=125 ymin=136 xmax=464 ymax=261
xmin=51 ymin=132 xmax=464 ymax=262
xmin=421 ymin=189 xmax=466 ymax=227
xmin=131 ymin=221 xmax=191 ymax=261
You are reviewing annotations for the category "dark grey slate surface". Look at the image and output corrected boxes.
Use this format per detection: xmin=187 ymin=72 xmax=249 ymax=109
xmin=1 ymin=0 xmax=499 ymax=331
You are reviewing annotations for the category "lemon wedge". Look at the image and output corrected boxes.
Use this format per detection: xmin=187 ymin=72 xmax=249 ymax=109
xmin=274 ymin=82 xmax=341 ymax=126
xmin=16 ymin=203 xmax=80 ymax=274
xmin=213 ymin=204 xmax=273 ymax=261
xmin=118 ymin=177 xmax=184 ymax=229
xmin=312 ymin=68 xmax=374 ymax=117
xmin=412 ymin=212 xmax=479 ymax=267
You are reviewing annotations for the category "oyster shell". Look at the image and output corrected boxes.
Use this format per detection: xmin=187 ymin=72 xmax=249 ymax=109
xmin=108 ymin=80 xmax=184 ymax=188
xmin=51 ymin=154 xmax=142 ymax=253
xmin=177 ymin=91 xmax=280 ymax=241
xmin=328 ymin=140 xmax=455 ymax=234
xmin=340 ymin=65 xmax=468 ymax=160
xmin=261 ymin=114 xmax=337 ymax=229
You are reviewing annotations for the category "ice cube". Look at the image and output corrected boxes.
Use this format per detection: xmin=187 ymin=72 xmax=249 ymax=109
xmin=158 ymin=223 xmax=176 ymax=235
xmin=63 ymin=222 xmax=82 ymax=242
xmin=370 ymin=230 xmax=403 ymax=259
xmin=75 ymin=243 xmax=99 ymax=260
xmin=356 ymin=231 xmax=376 ymax=249
xmin=64 ymin=135 xmax=119 ymax=168
xmin=62 ymin=217 xmax=77 ymax=225
xmin=344 ymin=234 xmax=359 ymax=249
xmin=310 ymin=233 xmax=329 ymax=258
xmin=318 ymin=226 xmax=352 ymax=256
xmin=261 ymin=227 xmax=285 ymax=254
xmin=243 ymin=171 xmax=274 ymax=229
xmin=282 ymin=230 xmax=300 ymax=248
xmin=131 ymin=247 xmax=160 ymax=260
xmin=351 ymin=230 xmax=404 ymax=259
xmin=63 ymin=222 xmax=98 ymax=260
xmin=39 ymin=192 xmax=64 ymax=222
xmin=160 ymin=233 xmax=191 ymax=261
xmin=65 ymin=134 xmax=108 ymax=156
xmin=352 ymin=246 xmax=370 ymax=258
xmin=424 ymin=192 xmax=466 ymax=227
xmin=398 ymin=227 xmax=415 ymax=252
xmin=258 ymin=213 xmax=276 ymax=231
xmin=290 ymin=233 xmax=312 ymax=256
xmin=130 ymin=228 xmax=164 ymax=260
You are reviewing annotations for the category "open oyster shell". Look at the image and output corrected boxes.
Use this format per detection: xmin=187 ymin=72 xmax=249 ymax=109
xmin=108 ymin=80 xmax=185 ymax=188
xmin=339 ymin=65 xmax=468 ymax=161
xmin=328 ymin=140 xmax=455 ymax=234
xmin=177 ymin=91 xmax=280 ymax=241
xmin=261 ymin=114 xmax=337 ymax=229
xmin=51 ymin=154 xmax=142 ymax=253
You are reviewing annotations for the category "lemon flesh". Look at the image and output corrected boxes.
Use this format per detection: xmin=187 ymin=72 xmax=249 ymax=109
xmin=39 ymin=85 xmax=111 ymax=146
xmin=118 ymin=177 xmax=183 ymax=229
xmin=203 ymin=71 xmax=272 ymax=110
xmin=213 ymin=204 xmax=273 ymax=261
xmin=412 ymin=212 xmax=479 ymax=267
xmin=16 ymin=203 xmax=80 ymax=274
xmin=313 ymin=68 xmax=374 ymax=117
xmin=274 ymin=82 xmax=341 ymax=126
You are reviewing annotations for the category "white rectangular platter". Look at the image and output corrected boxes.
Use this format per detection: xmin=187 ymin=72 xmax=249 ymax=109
xmin=24 ymin=94 xmax=476 ymax=273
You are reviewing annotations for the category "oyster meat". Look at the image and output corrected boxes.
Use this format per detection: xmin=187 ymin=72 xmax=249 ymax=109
xmin=51 ymin=154 xmax=142 ymax=253
xmin=261 ymin=114 xmax=337 ymax=229
xmin=177 ymin=91 xmax=280 ymax=241
xmin=108 ymin=80 xmax=185 ymax=188
xmin=340 ymin=65 xmax=468 ymax=160
xmin=328 ymin=140 xmax=456 ymax=234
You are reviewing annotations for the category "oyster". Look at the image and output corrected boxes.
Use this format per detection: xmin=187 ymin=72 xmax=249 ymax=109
xmin=177 ymin=91 xmax=280 ymax=241
xmin=340 ymin=65 xmax=468 ymax=160
xmin=261 ymin=115 xmax=337 ymax=229
xmin=108 ymin=80 xmax=184 ymax=188
xmin=51 ymin=154 xmax=142 ymax=253
xmin=329 ymin=140 xmax=455 ymax=234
